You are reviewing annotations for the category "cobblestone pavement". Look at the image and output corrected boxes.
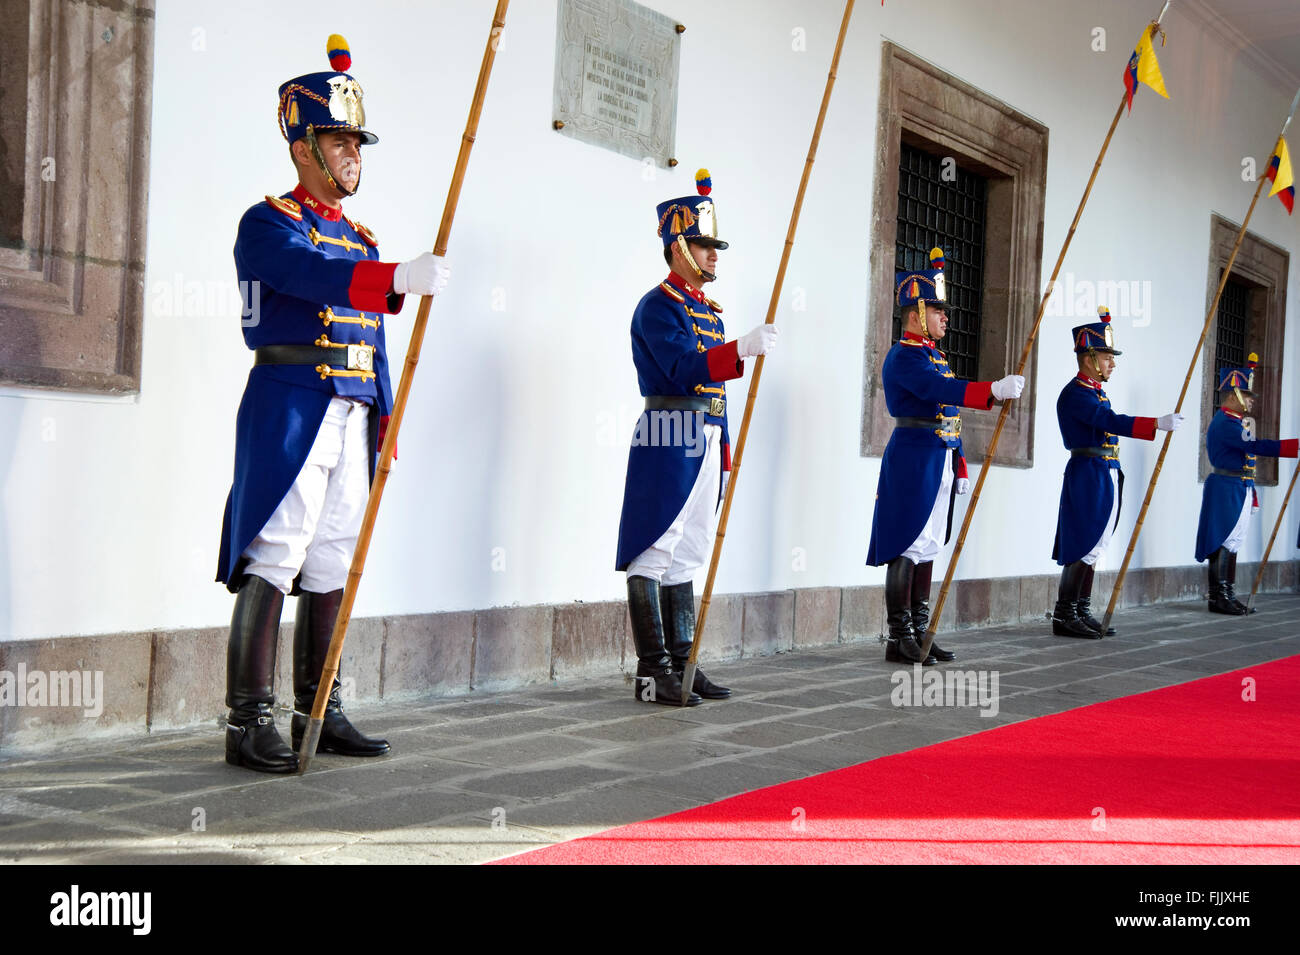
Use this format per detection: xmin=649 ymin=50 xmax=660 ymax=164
xmin=1 ymin=597 xmax=1296 ymax=864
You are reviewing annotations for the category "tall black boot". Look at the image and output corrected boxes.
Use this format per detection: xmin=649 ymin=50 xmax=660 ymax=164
xmin=1052 ymin=561 xmax=1099 ymax=638
xmin=884 ymin=557 xmax=933 ymax=665
xmin=627 ymin=576 xmax=700 ymax=706
xmin=662 ymin=581 xmax=731 ymax=700
xmin=1208 ymin=548 xmax=1246 ymax=615
xmin=1224 ymin=551 xmax=1256 ymax=614
xmin=225 ymin=575 xmax=297 ymax=773
xmin=1076 ymin=564 xmax=1115 ymax=636
xmin=909 ymin=560 xmax=953 ymax=662
xmin=290 ymin=589 xmax=390 ymax=756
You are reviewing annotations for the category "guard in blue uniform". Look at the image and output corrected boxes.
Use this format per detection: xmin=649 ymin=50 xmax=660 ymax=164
xmin=868 ymin=248 xmax=1025 ymax=665
xmin=615 ymin=170 xmax=778 ymax=706
xmin=217 ymin=36 xmax=450 ymax=773
xmin=1052 ymin=307 xmax=1181 ymax=637
xmin=1195 ymin=353 xmax=1298 ymax=614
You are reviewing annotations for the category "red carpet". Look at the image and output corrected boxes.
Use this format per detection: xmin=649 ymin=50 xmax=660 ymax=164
xmin=501 ymin=657 xmax=1300 ymax=864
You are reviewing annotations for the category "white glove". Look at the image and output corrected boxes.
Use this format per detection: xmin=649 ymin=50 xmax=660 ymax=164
xmin=1157 ymin=412 xmax=1184 ymax=432
xmin=1251 ymin=504 xmax=1261 ymax=516
xmin=956 ymin=477 xmax=970 ymax=495
xmin=393 ymin=252 xmax=451 ymax=297
xmin=736 ymin=324 xmax=779 ymax=359
xmin=991 ymin=374 xmax=1025 ymax=401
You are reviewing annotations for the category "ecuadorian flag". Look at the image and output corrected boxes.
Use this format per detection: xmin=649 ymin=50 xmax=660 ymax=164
xmin=1123 ymin=28 xmax=1169 ymax=113
xmin=1265 ymin=135 xmax=1294 ymax=215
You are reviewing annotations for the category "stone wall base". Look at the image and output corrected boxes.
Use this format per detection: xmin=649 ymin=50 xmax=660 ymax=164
xmin=2 ymin=561 xmax=1296 ymax=752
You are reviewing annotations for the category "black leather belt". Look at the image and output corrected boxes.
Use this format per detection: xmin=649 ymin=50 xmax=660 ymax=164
xmin=1071 ymin=446 xmax=1115 ymax=458
xmin=894 ymin=415 xmax=961 ymax=435
xmin=1212 ymin=467 xmax=1250 ymax=479
xmin=255 ymin=343 xmax=374 ymax=373
xmin=645 ymin=396 xmax=725 ymax=416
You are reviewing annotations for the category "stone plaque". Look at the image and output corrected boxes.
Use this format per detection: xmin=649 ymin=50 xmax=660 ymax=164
xmin=553 ymin=0 xmax=680 ymax=167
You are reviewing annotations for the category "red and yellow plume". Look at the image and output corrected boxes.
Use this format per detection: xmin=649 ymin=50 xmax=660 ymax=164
xmin=327 ymin=34 xmax=352 ymax=72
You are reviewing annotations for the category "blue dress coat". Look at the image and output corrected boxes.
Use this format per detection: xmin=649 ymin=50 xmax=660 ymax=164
xmin=216 ymin=187 xmax=405 ymax=591
xmin=1195 ymin=409 xmax=1296 ymax=561
xmin=866 ymin=334 xmax=992 ymax=566
xmin=1052 ymin=374 xmax=1155 ymax=565
xmin=615 ymin=275 xmax=743 ymax=571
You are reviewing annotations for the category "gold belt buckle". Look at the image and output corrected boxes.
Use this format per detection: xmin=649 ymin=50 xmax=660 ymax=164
xmin=709 ymin=397 xmax=725 ymax=416
xmin=346 ymin=344 xmax=374 ymax=372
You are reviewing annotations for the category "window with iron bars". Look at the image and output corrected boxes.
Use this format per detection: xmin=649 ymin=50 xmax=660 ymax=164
xmin=892 ymin=142 xmax=988 ymax=381
xmin=1213 ymin=274 xmax=1249 ymax=392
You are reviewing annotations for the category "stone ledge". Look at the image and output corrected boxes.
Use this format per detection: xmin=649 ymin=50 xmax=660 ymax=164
xmin=1 ymin=561 xmax=1295 ymax=751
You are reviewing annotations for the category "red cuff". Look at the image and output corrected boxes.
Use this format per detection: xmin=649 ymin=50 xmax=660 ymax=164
xmin=1252 ymin=488 xmax=1259 ymax=508
xmin=378 ymin=414 xmax=397 ymax=460
xmin=706 ymin=340 xmax=744 ymax=382
xmin=964 ymin=381 xmax=994 ymax=409
xmin=956 ymin=456 xmax=968 ymax=480
xmin=722 ymin=441 xmax=732 ymax=472
xmin=349 ymin=260 xmax=404 ymax=313
xmin=1280 ymin=438 xmax=1299 ymax=458
xmin=1132 ymin=417 xmax=1158 ymax=441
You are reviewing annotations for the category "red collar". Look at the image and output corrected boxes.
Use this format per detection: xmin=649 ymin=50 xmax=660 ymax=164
xmin=1074 ymin=372 xmax=1103 ymax=391
xmin=665 ymin=271 xmax=708 ymax=305
xmin=902 ymin=331 xmax=936 ymax=348
xmin=292 ymin=184 xmax=343 ymax=222
xmin=1222 ymin=407 xmax=1243 ymax=420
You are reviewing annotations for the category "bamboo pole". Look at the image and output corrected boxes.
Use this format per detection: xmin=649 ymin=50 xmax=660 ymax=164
xmin=1100 ymin=85 xmax=1300 ymax=634
xmin=1247 ymin=460 xmax=1300 ymax=612
xmin=298 ymin=0 xmax=510 ymax=774
xmin=682 ymin=0 xmax=857 ymax=704
xmin=918 ymin=4 xmax=1172 ymax=655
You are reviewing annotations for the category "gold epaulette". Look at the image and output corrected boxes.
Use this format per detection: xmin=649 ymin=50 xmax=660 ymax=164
xmin=265 ymin=195 xmax=303 ymax=221
xmin=344 ymin=215 xmax=379 ymax=247
xmin=659 ymin=282 xmax=686 ymax=303
xmin=704 ymin=296 xmax=723 ymax=313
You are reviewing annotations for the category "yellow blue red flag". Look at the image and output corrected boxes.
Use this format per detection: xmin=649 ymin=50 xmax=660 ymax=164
xmin=1123 ymin=28 xmax=1169 ymax=113
xmin=1265 ymin=135 xmax=1294 ymax=215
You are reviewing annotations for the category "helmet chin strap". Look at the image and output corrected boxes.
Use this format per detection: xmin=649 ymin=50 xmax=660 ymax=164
xmin=917 ymin=302 xmax=931 ymax=339
xmin=305 ymin=125 xmax=361 ymax=197
xmin=675 ymin=236 xmax=715 ymax=282
xmin=1232 ymin=387 xmax=1248 ymax=411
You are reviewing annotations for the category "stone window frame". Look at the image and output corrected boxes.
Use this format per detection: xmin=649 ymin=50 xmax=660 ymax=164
xmin=0 ymin=0 xmax=154 ymax=394
xmin=1198 ymin=215 xmax=1289 ymax=487
xmin=863 ymin=42 xmax=1047 ymax=467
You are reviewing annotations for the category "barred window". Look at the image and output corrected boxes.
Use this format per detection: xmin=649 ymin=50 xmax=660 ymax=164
xmin=1212 ymin=274 xmax=1248 ymax=391
xmin=1199 ymin=219 xmax=1290 ymax=486
xmin=864 ymin=43 xmax=1047 ymax=468
xmin=892 ymin=143 xmax=988 ymax=381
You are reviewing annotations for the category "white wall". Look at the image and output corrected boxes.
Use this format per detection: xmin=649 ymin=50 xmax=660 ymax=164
xmin=2 ymin=0 xmax=1296 ymax=640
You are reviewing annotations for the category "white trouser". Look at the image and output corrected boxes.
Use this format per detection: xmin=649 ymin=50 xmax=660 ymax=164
xmin=1222 ymin=493 xmax=1253 ymax=554
xmin=242 ymin=396 xmax=371 ymax=594
xmin=903 ymin=451 xmax=954 ymax=565
xmin=1081 ymin=470 xmax=1120 ymax=567
xmin=626 ymin=423 xmax=723 ymax=586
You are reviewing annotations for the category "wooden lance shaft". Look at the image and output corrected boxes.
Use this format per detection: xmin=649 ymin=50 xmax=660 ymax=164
xmin=299 ymin=0 xmax=511 ymax=774
xmin=1102 ymin=86 xmax=1299 ymax=632
xmin=1247 ymin=460 xmax=1300 ymax=612
xmin=1099 ymin=174 xmax=1270 ymax=635
xmin=683 ymin=0 xmax=857 ymax=704
xmin=921 ymin=8 xmax=1171 ymax=656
